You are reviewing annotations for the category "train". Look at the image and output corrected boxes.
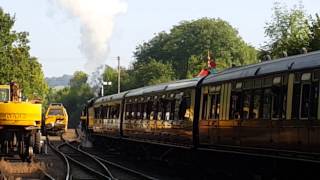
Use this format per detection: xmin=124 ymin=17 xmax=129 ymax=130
xmin=45 ymin=103 xmax=68 ymax=134
xmin=83 ymin=50 xmax=320 ymax=155
xmin=0 ymin=83 xmax=42 ymax=160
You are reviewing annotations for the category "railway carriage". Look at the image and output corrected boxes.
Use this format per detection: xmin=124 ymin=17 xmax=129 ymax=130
xmin=86 ymin=50 xmax=320 ymax=154
xmin=122 ymin=78 xmax=201 ymax=146
xmin=91 ymin=92 xmax=126 ymax=137
xmin=198 ymin=51 xmax=320 ymax=152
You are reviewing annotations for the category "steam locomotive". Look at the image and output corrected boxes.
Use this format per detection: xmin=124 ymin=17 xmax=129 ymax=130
xmin=82 ymin=50 xmax=320 ymax=156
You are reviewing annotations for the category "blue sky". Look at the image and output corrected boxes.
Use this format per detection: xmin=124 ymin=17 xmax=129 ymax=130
xmin=1 ymin=0 xmax=319 ymax=77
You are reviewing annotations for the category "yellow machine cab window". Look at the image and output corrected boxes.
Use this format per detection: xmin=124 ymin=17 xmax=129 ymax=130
xmin=48 ymin=109 xmax=64 ymax=116
xmin=0 ymin=85 xmax=10 ymax=102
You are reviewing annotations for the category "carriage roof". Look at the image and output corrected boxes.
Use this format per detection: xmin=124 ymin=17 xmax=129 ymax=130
xmin=203 ymin=50 xmax=320 ymax=85
xmin=125 ymin=77 xmax=202 ymax=98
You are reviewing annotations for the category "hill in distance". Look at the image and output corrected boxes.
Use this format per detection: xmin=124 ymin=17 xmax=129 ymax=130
xmin=46 ymin=74 xmax=72 ymax=88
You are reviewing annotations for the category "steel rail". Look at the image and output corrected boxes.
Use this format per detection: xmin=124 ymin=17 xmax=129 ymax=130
xmin=46 ymin=136 xmax=70 ymax=180
xmin=201 ymin=143 xmax=320 ymax=162
xmin=77 ymin=129 xmax=158 ymax=179
xmin=198 ymin=146 xmax=320 ymax=164
xmin=57 ymin=142 xmax=114 ymax=180
xmin=92 ymin=153 xmax=159 ymax=180
xmin=40 ymin=169 xmax=56 ymax=180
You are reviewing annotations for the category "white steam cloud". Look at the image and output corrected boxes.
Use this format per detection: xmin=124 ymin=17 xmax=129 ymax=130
xmin=56 ymin=0 xmax=127 ymax=73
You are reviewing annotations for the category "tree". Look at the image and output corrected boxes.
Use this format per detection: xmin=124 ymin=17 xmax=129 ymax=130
xmin=101 ymin=66 xmax=133 ymax=95
xmin=130 ymin=59 xmax=175 ymax=88
xmin=134 ymin=18 xmax=257 ymax=79
xmin=0 ymin=8 xmax=48 ymax=99
xmin=49 ymin=71 xmax=93 ymax=128
xmin=69 ymin=71 xmax=88 ymax=88
xmin=264 ymin=2 xmax=311 ymax=57
xmin=309 ymin=13 xmax=320 ymax=51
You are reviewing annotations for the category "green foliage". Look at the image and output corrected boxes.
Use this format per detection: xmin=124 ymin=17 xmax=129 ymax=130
xmin=101 ymin=66 xmax=132 ymax=95
xmin=134 ymin=18 xmax=257 ymax=79
xmin=48 ymin=71 xmax=93 ymax=128
xmin=101 ymin=60 xmax=175 ymax=95
xmin=309 ymin=14 xmax=320 ymax=51
xmin=0 ymin=8 xmax=48 ymax=99
xmin=131 ymin=59 xmax=175 ymax=87
xmin=264 ymin=2 xmax=311 ymax=57
xmin=69 ymin=71 xmax=88 ymax=88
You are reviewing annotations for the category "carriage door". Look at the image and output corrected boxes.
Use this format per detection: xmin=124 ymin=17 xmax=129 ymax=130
xmin=293 ymin=72 xmax=319 ymax=145
xmin=299 ymin=72 xmax=319 ymax=120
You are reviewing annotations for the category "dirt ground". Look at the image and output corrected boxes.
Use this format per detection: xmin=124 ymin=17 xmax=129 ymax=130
xmin=0 ymin=159 xmax=45 ymax=179
xmin=62 ymin=129 xmax=78 ymax=141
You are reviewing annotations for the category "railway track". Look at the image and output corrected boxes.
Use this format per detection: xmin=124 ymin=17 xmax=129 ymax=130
xmin=46 ymin=129 xmax=158 ymax=180
xmin=200 ymin=144 xmax=320 ymax=164
xmin=72 ymin=130 xmax=158 ymax=180
xmin=74 ymin=143 xmax=158 ymax=180
xmin=47 ymin=133 xmax=111 ymax=179
xmin=58 ymin=141 xmax=113 ymax=179
xmin=46 ymin=135 xmax=70 ymax=180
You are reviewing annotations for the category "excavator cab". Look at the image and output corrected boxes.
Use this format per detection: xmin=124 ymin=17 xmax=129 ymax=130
xmin=0 ymin=85 xmax=10 ymax=102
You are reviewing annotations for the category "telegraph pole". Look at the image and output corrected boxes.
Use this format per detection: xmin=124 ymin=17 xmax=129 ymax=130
xmin=117 ymin=56 xmax=120 ymax=94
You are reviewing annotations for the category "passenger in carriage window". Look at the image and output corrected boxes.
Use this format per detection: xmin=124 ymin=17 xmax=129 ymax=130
xmin=179 ymin=96 xmax=191 ymax=120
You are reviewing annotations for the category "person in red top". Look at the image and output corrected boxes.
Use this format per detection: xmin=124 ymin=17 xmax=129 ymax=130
xmin=197 ymin=68 xmax=210 ymax=77
xmin=197 ymin=51 xmax=217 ymax=77
xmin=207 ymin=51 xmax=217 ymax=74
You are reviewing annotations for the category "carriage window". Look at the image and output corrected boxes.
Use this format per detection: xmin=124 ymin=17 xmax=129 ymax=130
xmin=157 ymin=99 xmax=165 ymax=120
xmin=209 ymin=94 xmax=220 ymax=120
xmin=146 ymin=100 xmax=152 ymax=120
xmin=109 ymin=105 xmax=120 ymax=119
xmin=272 ymin=87 xmax=281 ymax=119
xmin=230 ymin=92 xmax=241 ymax=119
xmin=132 ymin=103 xmax=137 ymax=119
xmin=271 ymin=85 xmax=287 ymax=120
xmin=164 ymin=99 xmax=175 ymax=120
xmin=201 ymin=94 xmax=208 ymax=120
xmin=311 ymin=80 xmax=319 ymax=119
xmin=244 ymin=80 xmax=253 ymax=89
xmin=170 ymin=100 xmax=176 ymax=120
xmin=107 ymin=106 xmax=110 ymax=118
xmin=125 ymin=103 xmax=133 ymax=120
xmin=94 ymin=108 xmax=98 ymax=118
xmin=314 ymin=71 xmax=320 ymax=81
xmin=116 ymin=105 xmax=120 ymax=118
xmin=292 ymin=83 xmax=301 ymax=119
xmin=152 ymin=100 xmax=159 ymax=120
xmin=252 ymin=92 xmax=261 ymax=119
xmin=301 ymin=73 xmax=311 ymax=81
xmin=263 ymin=77 xmax=273 ymax=87
xmin=292 ymin=72 xmax=319 ymax=120
xmin=236 ymin=82 xmax=242 ymax=89
xmin=136 ymin=103 xmax=142 ymax=119
xmin=178 ymin=96 xmax=191 ymax=120
xmin=243 ymin=93 xmax=251 ymax=120
xmin=273 ymin=76 xmax=281 ymax=84
xmin=254 ymin=79 xmax=262 ymax=88
xmin=106 ymin=106 xmax=110 ymax=119
xmin=263 ymin=89 xmax=272 ymax=120
xmin=300 ymin=84 xmax=311 ymax=119
xmin=142 ymin=102 xmax=147 ymax=120
xmin=101 ymin=106 xmax=106 ymax=119
xmin=94 ymin=107 xmax=102 ymax=119
xmin=295 ymin=73 xmax=301 ymax=83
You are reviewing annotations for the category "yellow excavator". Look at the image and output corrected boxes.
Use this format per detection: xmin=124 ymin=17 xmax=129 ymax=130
xmin=0 ymin=83 xmax=42 ymax=161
